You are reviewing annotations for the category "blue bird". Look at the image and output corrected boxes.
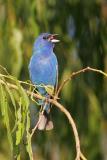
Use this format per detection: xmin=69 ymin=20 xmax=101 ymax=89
xmin=29 ymin=33 xmax=59 ymax=130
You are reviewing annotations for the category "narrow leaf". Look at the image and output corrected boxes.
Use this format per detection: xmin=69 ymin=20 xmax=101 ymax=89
xmin=26 ymin=110 xmax=33 ymax=160
xmin=44 ymin=85 xmax=54 ymax=95
xmin=16 ymin=98 xmax=22 ymax=145
xmin=0 ymin=84 xmax=13 ymax=153
xmin=0 ymin=84 xmax=5 ymax=116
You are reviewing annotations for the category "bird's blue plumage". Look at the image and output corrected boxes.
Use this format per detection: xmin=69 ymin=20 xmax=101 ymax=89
xmin=29 ymin=33 xmax=58 ymax=95
xmin=29 ymin=33 xmax=59 ymax=130
xmin=29 ymin=49 xmax=57 ymax=87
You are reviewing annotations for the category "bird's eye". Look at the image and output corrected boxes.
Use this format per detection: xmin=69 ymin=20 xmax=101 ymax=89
xmin=43 ymin=36 xmax=48 ymax=40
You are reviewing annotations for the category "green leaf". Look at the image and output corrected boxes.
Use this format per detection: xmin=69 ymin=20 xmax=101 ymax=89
xmin=5 ymin=85 xmax=16 ymax=106
xmin=16 ymin=98 xmax=22 ymax=145
xmin=26 ymin=110 xmax=33 ymax=160
xmin=19 ymin=85 xmax=30 ymax=136
xmin=0 ymin=84 xmax=5 ymax=116
xmin=5 ymin=84 xmax=17 ymax=118
xmin=21 ymin=86 xmax=29 ymax=107
xmin=17 ymin=81 xmax=29 ymax=107
xmin=44 ymin=85 xmax=54 ymax=95
xmin=15 ymin=84 xmax=30 ymax=145
xmin=4 ymin=96 xmax=13 ymax=153
xmin=17 ymin=154 xmax=21 ymax=160
xmin=0 ymin=84 xmax=13 ymax=153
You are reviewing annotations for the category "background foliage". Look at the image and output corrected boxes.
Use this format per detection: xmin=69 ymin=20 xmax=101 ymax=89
xmin=0 ymin=0 xmax=107 ymax=159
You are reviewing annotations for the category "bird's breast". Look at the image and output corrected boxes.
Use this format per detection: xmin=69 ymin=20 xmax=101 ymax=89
xmin=29 ymin=52 xmax=57 ymax=86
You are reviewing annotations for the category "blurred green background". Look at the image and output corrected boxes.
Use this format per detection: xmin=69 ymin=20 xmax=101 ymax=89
xmin=0 ymin=0 xmax=107 ymax=159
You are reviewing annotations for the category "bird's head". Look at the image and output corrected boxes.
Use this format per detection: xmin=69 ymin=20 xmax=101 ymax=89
xmin=33 ymin=33 xmax=59 ymax=51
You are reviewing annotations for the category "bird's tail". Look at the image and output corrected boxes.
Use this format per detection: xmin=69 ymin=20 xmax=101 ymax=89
xmin=37 ymin=103 xmax=53 ymax=130
xmin=37 ymin=111 xmax=53 ymax=130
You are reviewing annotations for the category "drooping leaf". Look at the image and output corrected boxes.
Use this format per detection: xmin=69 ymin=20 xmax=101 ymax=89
xmin=17 ymin=81 xmax=29 ymax=107
xmin=17 ymin=154 xmax=21 ymax=160
xmin=15 ymin=82 xmax=30 ymax=147
xmin=26 ymin=110 xmax=33 ymax=160
xmin=0 ymin=84 xmax=13 ymax=154
xmin=0 ymin=84 xmax=5 ymax=116
xmin=4 ymin=95 xmax=13 ymax=153
xmin=44 ymin=85 xmax=54 ymax=95
xmin=16 ymin=98 xmax=22 ymax=145
xmin=5 ymin=84 xmax=17 ymax=116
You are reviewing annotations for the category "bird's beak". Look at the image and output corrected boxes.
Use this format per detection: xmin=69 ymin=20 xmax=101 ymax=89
xmin=49 ymin=34 xmax=60 ymax=43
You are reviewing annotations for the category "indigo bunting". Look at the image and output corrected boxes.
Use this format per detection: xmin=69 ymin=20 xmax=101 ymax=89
xmin=29 ymin=33 xmax=59 ymax=130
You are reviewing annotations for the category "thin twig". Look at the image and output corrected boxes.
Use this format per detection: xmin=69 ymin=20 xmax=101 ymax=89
xmin=80 ymin=152 xmax=87 ymax=160
xmin=56 ymin=66 xmax=107 ymax=96
xmin=49 ymin=99 xmax=81 ymax=160
xmin=30 ymin=114 xmax=43 ymax=138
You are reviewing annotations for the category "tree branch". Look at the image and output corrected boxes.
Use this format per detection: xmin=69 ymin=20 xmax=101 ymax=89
xmin=2 ymin=66 xmax=105 ymax=159
xmin=56 ymin=66 xmax=107 ymax=96
xmin=2 ymin=65 xmax=106 ymax=159
xmin=0 ymin=79 xmax=86 ymax=160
